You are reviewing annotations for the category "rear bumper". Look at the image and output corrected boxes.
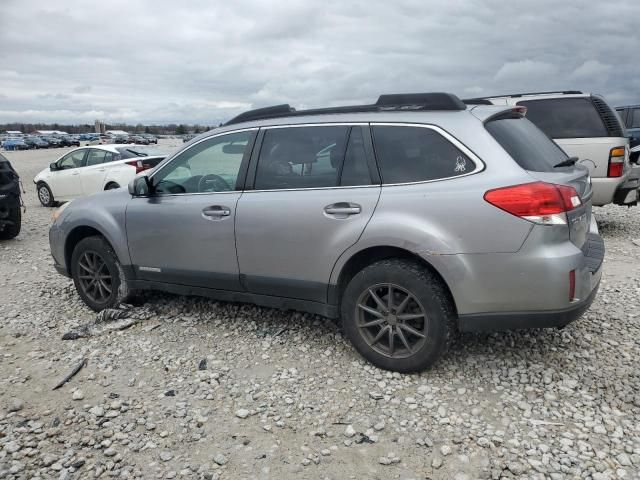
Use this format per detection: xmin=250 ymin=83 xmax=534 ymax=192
xmin=458 ymin=279 xmax=600 ymax=332
xmin=613 ymin=164 xmax=640 ymax=206
xmin=591 ymin=176 xmax=626 ymax=206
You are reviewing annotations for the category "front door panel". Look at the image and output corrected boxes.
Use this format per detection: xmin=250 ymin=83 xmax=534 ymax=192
xmin=125 ymin=192 xmax=242 ymax=290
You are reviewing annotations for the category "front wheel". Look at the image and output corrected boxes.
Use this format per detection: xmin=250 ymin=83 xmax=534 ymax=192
xmin=341 ymin=259 xmax=455 ymax=373
xmin=105 ymin=183 xmax=120 ymax=190
xmin=37 ymin=182 xmax=56 ymax=207
xmin=71 ymin=236 xmax=131 ymax=311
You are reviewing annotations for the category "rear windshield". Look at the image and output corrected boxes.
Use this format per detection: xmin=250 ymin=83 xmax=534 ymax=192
xmin=485 ymin=116 xmax=568 ymax=172
xmin=516 ymin=98 xmax=608 ymax=139
xmin=115 ymin=147 xmax=163 ymax=159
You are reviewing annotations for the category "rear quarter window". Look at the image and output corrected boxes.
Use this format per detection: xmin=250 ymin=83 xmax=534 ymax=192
xmin=485 ymin=116 xmax=568 ymax=172
xmin=371 ymin=126 xmax=476 ymax=183
xmin=516 ymin=98 xmax=608 ymax=139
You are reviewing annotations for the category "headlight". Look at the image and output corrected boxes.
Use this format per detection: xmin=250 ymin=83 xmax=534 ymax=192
xmin=52 ymin=201 xmax=72 ymax=222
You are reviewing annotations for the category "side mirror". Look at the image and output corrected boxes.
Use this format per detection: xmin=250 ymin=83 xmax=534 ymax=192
xmin=50 ymin=162 xmax=59 ymax=171
xmin=129 ymin=175 xmax=152 ymax=196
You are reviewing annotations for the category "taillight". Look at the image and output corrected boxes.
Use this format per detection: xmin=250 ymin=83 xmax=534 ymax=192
xmin=607 ymin=146 xmax=625 ymax=177
xmin=484 ymin=181 xmax=581 ymax=225
xmin=126 ymin=160 xmax=151 ymax=174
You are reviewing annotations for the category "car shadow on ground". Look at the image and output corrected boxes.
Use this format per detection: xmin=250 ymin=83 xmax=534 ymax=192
xmin=131 ymin=290 xmax=577 ymax=376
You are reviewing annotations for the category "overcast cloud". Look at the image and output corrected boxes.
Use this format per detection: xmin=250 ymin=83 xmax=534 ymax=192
xmin=1 ymin=0 xmax=639 ymax=125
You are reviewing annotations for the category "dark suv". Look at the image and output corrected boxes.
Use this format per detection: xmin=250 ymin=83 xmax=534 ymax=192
xmin=0 ymin=153 xmax=21 ymax=240
xmin=615 ymin=104 xmax=640 ymax=163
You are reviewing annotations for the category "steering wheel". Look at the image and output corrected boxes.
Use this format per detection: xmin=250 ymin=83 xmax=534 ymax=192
xmin=197 ymin=174 xmax=231 ymax=193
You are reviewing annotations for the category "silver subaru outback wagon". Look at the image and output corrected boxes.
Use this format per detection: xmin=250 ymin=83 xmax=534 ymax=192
xmin=49 ymin=93 xmax=604 ymax=372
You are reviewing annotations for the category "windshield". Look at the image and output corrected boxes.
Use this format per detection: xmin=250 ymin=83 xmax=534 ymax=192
xmin=485 ymin=116 xmax=568 ymax=172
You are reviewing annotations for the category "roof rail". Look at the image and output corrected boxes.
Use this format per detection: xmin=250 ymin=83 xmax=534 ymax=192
xmin=225 ymin=92 xmax=466 ymax=125
xmin=463 ymin=90 xmax=583 ymax=104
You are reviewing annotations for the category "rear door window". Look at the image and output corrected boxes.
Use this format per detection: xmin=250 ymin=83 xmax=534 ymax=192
xmin=340 ymin=127 xmax=372 ymax=186
xmin=371 ymin=125 xmax=475 ymax=184
xmin=516 ymin=98 xmax=608 ymax=138
xmin=86 ymin=149 xmax=107 ymax=166
xmin=485 ymin=116 xmax=568 ymax=172
xmin=254 ymin=126 xmax=349 ymax=190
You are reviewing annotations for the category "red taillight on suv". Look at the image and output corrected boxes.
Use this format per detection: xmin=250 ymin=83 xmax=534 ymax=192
xmin=607 ymin=146 xmax=625 ymax=177
xmin=484 ymin=181 xmax=581 ymax=225
xmin=126 ymin=160 xmax=151 ymax=174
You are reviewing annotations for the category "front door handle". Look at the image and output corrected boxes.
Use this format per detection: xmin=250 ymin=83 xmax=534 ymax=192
xmin=324 ymin=202 xmax=361 ymax=215
xmin=202 ymin=205 xmax=231 ymax=218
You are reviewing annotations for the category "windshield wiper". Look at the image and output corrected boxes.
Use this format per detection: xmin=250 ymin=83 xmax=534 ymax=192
xmin=553 ymin=156 xmax=578 ymax=168
xmin=126 ymin=149 xmax=148 ymax=157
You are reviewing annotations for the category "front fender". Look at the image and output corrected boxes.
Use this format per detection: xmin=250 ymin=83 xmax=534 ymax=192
xmin=54 ymin=190 xmax=131 ymax=268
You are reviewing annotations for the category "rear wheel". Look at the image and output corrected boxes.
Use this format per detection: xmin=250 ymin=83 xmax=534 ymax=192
xmin=71 ymin=236 xmax=131 ymax=311
xmin=0 ymin=199 xmax=21 ymax=240
xmin=341 ymin=258 xmax=455 ymax=372
xmin=105 ymin=183 xmax=120 ymax=190
xmin=37 ymin=182 xmax=56 ymax=207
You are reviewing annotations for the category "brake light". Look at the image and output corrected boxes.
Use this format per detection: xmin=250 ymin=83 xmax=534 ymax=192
xmin=484 ymin=182 xmax=581 ymax=225
xmin=607 ymin=146 xmax=625 ymax=177
xmin=126 ymin=160 xmax=151 ymax=174
xmin=513 ymin=106 xmax=527 ymax=116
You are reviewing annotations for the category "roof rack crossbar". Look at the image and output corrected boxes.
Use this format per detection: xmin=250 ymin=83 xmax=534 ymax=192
xmin=225 ymin=92 xmax=466 ymax=125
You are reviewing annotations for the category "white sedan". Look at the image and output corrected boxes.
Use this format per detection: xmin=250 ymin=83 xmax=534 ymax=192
xmin=33 ymin=145 xmax=165 ymax=206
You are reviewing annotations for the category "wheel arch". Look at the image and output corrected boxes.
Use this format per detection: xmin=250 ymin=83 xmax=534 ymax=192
xmin=64 ymin=225 xmax=119 ymax=275
xmin=329 ymin=245 xmax=459 ymax=315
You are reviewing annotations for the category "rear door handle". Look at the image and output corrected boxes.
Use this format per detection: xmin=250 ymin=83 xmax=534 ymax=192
xmin=324 ymin=202 xmax=361 ymax=215
xmin=202 ymin=205 xmax=231 ymax=218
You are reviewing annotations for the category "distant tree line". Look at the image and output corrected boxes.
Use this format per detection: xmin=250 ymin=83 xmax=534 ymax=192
xmin=0 ymin=122 xmax=217 ymax=135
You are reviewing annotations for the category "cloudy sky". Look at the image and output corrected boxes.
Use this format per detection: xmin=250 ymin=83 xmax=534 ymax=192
xmin=1 ymin=0 xmax=639 ymax=125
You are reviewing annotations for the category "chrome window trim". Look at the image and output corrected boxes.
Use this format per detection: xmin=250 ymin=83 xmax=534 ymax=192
xmin=262 ymin=122 xmax=368 ymax=129
xmin=144 ymin=121 xmax=485 ymax=197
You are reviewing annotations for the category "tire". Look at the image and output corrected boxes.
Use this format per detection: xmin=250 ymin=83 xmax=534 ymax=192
xmin=37 ymin=182 xmax=56 ymax=207
xmin=105 ymin=182 xmax=120 ymax=190
xmin=341 ymin=258 xmax=455 ymax=373
xmin=71 ymin=236 xmax=131 ymax=311
xmin=0 ymin=199 xmax=21 ymax=240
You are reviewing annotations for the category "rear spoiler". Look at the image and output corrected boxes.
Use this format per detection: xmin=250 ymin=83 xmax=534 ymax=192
xmin=468 ymin=105 xmax=528 ymax=123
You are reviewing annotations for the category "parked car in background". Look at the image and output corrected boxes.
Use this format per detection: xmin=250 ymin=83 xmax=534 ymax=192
xmin=130 ymin=135 xmax=150 ymax=145
xmin=142 ymin=134 xmax=158 ymax=144
xmin=79 ymin=134 xmax=101 ymax=146
xmin=60 ymin=136 xmax=80 ymax=147
xmin=615 ymin=104 xmax=640 ymax=163
xmin=182 ymin=134 xmax=196 ymax=142
xmin=41 ymin=136 xmax=62 ymax=148
xmin=2 ymin=138 xmax=29 ymax=151
xmin=34 ymin=145 xmax=165 ymax=206
xmin=0 ymin=152 xmax=21 ymax=239
xmin=24 ymin=136 xmax=49 ymax=149
xmin=465 ymin=91 xmax=637 ymax=207
xmin=113 ymin=135 xmax=129 ymax=144
xmin=48 ymin=93 xmax=604 ymax=372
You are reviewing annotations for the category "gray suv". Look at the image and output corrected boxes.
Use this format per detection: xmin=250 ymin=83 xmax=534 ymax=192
xmin=49 ymin=93 xmax=604 ymax=372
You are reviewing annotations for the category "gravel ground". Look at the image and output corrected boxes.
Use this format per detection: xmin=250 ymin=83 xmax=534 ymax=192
xmin=1 ymin=144 xmax=639 ymax=480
